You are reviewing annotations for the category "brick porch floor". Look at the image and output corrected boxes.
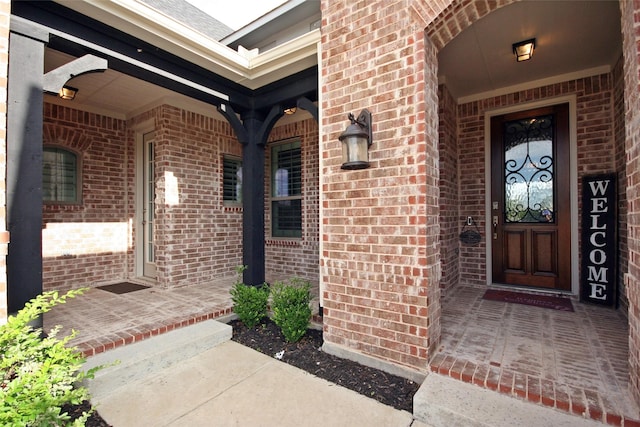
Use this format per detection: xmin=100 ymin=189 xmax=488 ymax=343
xmin=432 ymin=285 xmax=640 ymax=426
xmin=43 ymin=278 xmax=236 ymax=357
xmin=44 ymin=280 xmax=639 ymax=425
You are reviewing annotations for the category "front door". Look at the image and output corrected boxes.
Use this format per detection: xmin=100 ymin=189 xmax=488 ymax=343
xmin=491 ymin=104 xmax=570 ymax=291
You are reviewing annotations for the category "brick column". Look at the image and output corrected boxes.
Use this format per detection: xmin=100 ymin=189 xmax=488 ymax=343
xmin=319 ymin=0 xmax=444 ymax=377
xmin=620 ymin=0 xmax=640 ymax=406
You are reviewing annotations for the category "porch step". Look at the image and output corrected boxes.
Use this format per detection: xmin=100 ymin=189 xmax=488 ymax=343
xmin=82 ymin=319 xmax=232 ymax=400
xmin=413 ymin=373 xmax=603 ymax=427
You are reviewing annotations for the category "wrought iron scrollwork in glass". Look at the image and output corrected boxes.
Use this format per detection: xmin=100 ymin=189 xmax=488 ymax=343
xmin=503 ymin=115 xmax=554 ymax=223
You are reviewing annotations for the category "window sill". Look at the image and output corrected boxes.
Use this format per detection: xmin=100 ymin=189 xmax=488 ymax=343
xmin=223 ymin=204 xmax=242 ymax=212
xmin=44 ymin=203 xmax=84 ymax=212
xmin=266 ymin=238 xmax=302 ymax=247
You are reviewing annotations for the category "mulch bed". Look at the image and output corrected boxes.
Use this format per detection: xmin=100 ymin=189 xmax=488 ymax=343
xmin=230 ymin=319 xmax=419 ymax=413
xmin=65 ymin=400 xmax=111 ymax=427
xmin=80 ymin=318 xmax=419 ymax=426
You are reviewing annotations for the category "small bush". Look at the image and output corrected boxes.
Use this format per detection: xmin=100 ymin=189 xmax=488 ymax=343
xmin=0 ymin=288 xmax=102 ymax=426
xmin=270 ymin=278 xmax=312 ymax=343
xmin=230 ymin=266 xmax=270 ymax=328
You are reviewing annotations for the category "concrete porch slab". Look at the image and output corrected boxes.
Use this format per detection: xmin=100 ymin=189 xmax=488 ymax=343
xmin=83 ymin=319 xmax=232 ymax=400
xmin=414 ymin=373 xmax=605 ymax=427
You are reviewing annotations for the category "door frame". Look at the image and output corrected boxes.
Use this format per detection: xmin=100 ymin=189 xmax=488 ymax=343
xmin=133 ymin=119 xmax=157 ymax=281
xmin=484 ymin=95 xmax=578 ymax=294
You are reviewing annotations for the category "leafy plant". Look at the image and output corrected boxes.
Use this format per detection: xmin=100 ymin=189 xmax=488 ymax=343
xmin=230 ymin=266 xmax=270 ymax=328
xmin=270 ymin=278 xmax=312 ymax=343
xmin=0 ymin=288 xmax=102 ymax=426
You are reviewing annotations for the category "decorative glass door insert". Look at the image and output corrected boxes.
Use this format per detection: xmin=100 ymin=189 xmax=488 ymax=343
xmin=504 ymin=115 xmax=554 ymax=223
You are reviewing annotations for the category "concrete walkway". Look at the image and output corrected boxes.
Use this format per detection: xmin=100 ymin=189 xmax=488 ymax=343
xmin=87 ymin=339 xmax=424 ymax=427
xmin=83 ymin=319 xmax=610 ymax=427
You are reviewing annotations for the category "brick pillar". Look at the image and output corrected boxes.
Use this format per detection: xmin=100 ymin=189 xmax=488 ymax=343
xmin=319 ymin=0 xmax=444 ymax=377
xmin=0 ymin=0 xmax=9 ymax=324
xmin=620 ymin=0 xmax=640 ymax=406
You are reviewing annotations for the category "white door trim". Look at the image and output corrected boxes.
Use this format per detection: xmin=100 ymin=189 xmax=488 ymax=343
xmin=134 ymin=120 xmax=156 ymax=280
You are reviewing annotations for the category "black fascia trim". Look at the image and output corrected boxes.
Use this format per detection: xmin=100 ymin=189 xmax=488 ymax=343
xmin=46 ymin=35 xmax=232 ymax=108
xmin=252 ymin=66 xmax=318 ymax=111
xmin=12 ymin=0 xmax=253 ymax=111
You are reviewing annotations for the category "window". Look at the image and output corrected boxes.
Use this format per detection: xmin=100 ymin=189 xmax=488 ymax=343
xmin=43 ymin=147 xmax=79 ymax=203
xmin=271 ymin=141 xmax=302 ymax=238
xmin=223 ymin=155 xmax=242 ymax=204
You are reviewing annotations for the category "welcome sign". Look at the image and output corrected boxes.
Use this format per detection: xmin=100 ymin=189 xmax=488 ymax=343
xmin=581 ymin=174 xmax=617 ymax=306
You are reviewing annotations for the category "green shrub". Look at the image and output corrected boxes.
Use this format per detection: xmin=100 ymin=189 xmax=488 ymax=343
xmin=270 ymin=278 xmax=312 ymax=343
xmin=0 ymin=288 xmax=102 ymax=426
xmin=230 ymin=266 xmax=270 ymax=328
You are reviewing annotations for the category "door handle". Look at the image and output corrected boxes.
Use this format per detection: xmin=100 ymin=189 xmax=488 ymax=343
xmin=493 ymin=216 xmax=498 ymax=239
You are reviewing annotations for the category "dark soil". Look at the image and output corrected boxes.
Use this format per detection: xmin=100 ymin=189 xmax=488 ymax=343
xmin=230 ymin=319 xmax=419 ymax=413
xmin=64 ymin=400 xmax=111 ymax=426
xmin=80 ymin=318 xmax=419 ymax=426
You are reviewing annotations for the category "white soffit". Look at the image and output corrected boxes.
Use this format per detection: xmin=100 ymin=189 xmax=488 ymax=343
xmin=54 ymin=0 xmax=319 ymax=89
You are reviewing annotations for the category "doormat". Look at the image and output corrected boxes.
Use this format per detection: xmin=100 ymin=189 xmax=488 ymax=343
xmin=97 ymin=282 xmax=150 ymax=294
xmin=482 ymin=289 xmax=574 ymax=312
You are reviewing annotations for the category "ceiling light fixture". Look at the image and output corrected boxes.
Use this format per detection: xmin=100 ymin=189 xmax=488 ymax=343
xmin=512 ymin=38 xmax=536 ymax=62
xmin=59 ymin=85 xmax=78 ymax=100
xmin=284 ymin=107 xmax=297 ymax=115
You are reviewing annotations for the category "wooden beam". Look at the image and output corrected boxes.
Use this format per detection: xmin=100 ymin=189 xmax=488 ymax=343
xmin=43 ymin=54 xmax=107 ymax=94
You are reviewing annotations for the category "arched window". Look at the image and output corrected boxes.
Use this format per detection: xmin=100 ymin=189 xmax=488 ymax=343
xmin=43 ymin=146 xmax=80 ymax=203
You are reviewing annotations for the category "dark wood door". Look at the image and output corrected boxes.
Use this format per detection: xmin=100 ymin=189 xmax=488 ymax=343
xmin=491 ymin=104 xmax=571 ymax=290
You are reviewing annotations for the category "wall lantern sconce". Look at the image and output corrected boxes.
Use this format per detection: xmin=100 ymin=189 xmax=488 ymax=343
xmin=59 ymin=85 xmax=78 ymax=100
xmin=339 ymin=109 xmax=372 ymax=170
xmin=512 ymin=38 xmax=535 ymax=62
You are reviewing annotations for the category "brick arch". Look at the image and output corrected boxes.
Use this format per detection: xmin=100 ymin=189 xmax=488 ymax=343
xmin=425 ymin=0 xmax=517 ymax=51
xmin=43 ymin=123 xmax=93 ymax=152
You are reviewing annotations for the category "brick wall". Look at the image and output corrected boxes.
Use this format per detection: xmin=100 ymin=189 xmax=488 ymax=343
xmin=613 ymin=55 xmax=629 ymax=312
xmin=620 ymin=0 xmax=640 ymax=407
xmin=265 ymin=117 xmax=319 ymax=286
xmin=41 ymin=101 xmax=321 ymax=292
xmin=42 ymin=103 xmax=130 ymax=290
xmin=438 ymin=84 xmax=459 ymax=293
xmin=456 ymin=100 xmax=487 ymax=285
xmin=148 ymin=105 xmax=243 ymax=287
xmin=455 ymin=75 xmax=618 ymax=288
xmin=320 ymin=0 xmax=442 ymax=374
xmin=42 ymin=103 xmax=248 ymax=290
xmin=0 ymin=0 xmax=8 ymax=323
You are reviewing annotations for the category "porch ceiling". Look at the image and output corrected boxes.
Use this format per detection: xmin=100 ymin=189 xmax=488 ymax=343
xmin=17 ymin=0 xmax=319 ymax=120
xmin=32 ymin=1 xmax=622 ymax=119
xmin=44 ymin=49 xmax=202 ymax=120
xmin=437 ymin=1 xmax=622 ymax=103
